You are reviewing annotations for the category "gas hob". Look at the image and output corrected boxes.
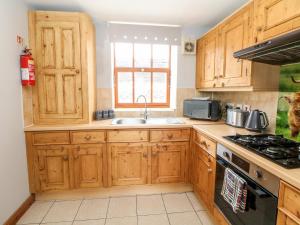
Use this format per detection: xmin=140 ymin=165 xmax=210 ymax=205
xmin=224 ymin=134 xmax=300 ymax=169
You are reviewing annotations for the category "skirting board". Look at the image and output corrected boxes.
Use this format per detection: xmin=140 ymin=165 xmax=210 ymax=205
xmin=3 ymin=194 xmax=35 ymax=225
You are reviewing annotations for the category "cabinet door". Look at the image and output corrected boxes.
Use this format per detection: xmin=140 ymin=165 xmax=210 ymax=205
xmin=110 ymin=143 xmax=148 ymax=186
xmin=254 ymin=0 xmax=300 ymax=43
xmin=151 ymin=142 xmax=187 ymax=183
xmin=36 ymin=146 xmax=70 ymax=191
xmin=193 ymin=145 xmax=216 ymax=212
xmin=73 ymin=144 xmax=103 ymax=188
xmin=201 ymin=30 xmax=219 ymax=88
xmin=219 ymin=4 xmax=253 ymax=87
xmin=35 ymin=21 xmax=83 ymax=121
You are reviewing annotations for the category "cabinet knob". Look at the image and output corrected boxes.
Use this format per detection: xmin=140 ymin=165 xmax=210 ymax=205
xmin=63 ymin=155 xmax=69 ymax=161
xmin=221 ymin=82 xmax=225 ymax=87
xmin=75 ymin=69 xmax=80 ymax=74
xmin=208 ymin=168 xmax=213 ymax=173
xmin=84 ymin=135 xmax=92 ymax=141
xmin=256 ymin=26 xmax=262 ymax=32
xmin=143 ymin=153 xmax=148 ymax=158
xmin=213 ymin=83 xmax=216 ymax=88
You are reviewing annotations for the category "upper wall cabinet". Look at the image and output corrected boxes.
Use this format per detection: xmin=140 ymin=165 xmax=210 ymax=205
xmin=196 ymin=29 xmax=219 ymax=89
xmin=254 ymin=0 xmax=300 ymax=43
xmin=218 ymin=4 xmax=253 ymax=88
xmin=29 ymin=11 xmax=96 ymax=124
xmin=196 ymin=2 xmax=280 ymax=91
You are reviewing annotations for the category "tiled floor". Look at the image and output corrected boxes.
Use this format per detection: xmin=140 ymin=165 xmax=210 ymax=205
xmin=17 ymin=192 xmax=216 ymax=225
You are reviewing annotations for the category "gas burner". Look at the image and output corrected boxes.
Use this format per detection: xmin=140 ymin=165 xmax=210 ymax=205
xmin=224 ymin=134 xmax=300 ymax=169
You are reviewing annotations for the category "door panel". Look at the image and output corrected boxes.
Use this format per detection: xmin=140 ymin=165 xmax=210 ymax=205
xmin=219 ymin=4 xmax=252 ymax=87
xmin=35 ymin=21 xmax=82 ymax=120
xmin=73 ymin=145 xmax=103 ymax=188
xmin=36 ymin=146 xmax=70 ymax=191
xmin=41 ymin=27 xmax=56 ymax=69
xmin=110 ymin=143 xmax=148 ymax=185
xmin=151 ymin=142 xmax=187 ymax=183
xmin=44 ymin=74 xmax=58 ymax=113
xmin=254 ymin=0 xmax=300 ymax=42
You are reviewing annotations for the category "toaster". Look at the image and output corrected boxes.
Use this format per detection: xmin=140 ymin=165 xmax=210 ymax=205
xmin=226 ymin=108 xmax=249 ymax=128
xmin=183 ymin=99 xmax=221 ymax=121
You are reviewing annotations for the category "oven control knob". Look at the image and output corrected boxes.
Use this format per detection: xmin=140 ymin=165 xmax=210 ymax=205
xmin=223 ymin=152 xmax=230 ymax=159
xmin=255 ymin=170 xmax=263 ymax=179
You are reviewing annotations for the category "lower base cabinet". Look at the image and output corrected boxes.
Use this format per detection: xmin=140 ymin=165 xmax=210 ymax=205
xmin=72 ymin=144 xmax=104 ymax=188
xmin=151 ymin=142 xmax=187 ymax=183
xmin=193 ymin=142 xmax=216 ymax=212
xmin=109 ymin=143 xmax=149 ymax=186
xmin=35 ymin=144 xmax=104 ymax=192
xmin=277 ymin=181 xmax=300 ymax=225
xmin=36 ymin=145 xmax=70 ymax=191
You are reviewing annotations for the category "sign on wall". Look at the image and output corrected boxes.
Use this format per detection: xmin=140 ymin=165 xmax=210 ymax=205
xmin=276 ymin=63 xmax=300 ymax=141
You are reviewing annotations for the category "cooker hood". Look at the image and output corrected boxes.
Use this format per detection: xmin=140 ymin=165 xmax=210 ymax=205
xmin=234 ymin=29 xmax=300 ymax=65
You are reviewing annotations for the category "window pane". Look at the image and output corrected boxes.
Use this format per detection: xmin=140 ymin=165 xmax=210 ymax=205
xmin=134 ymin=44 xmax=151 ymax=68
xmin=153 ymin=45 xmax=169 ymax=68
xmin=117 ymin=72 xmax=133 ymax=103
xmin=134 ymin=72 xmax=151 ymax=103
xmin=115 ymin=43 xmax=133 ymax=67
xmin=153 ymin=72 xmax=167 ymax=103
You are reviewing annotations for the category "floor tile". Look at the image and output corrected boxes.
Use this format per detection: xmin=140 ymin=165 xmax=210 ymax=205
xmin=169 ymin=211 xmax=202 ymax=225
xmin=137 ymin=195 xmax=165 ymax=215
xmin=105 ymin=217 xmax=138 ymax=225
xmin=17 ymin=201 xmax=53 ymax=224
xmin=138 ymin=214 xmax=170 ymax=225
xmin=76 ymin=198 xmax=109 ymax=220
xmin=163 ymin=193 xmax=193 ymax=213
xmin=197 ymin=211 xmax=215 ymax=225
xmin=73 ymin=219 xmax=105 ymax=225
xmin=42 ymin=200 xmax=82 ymax=223
xmin=186 ymin=192 xmax=205 ymax=211
xmin=107 ymin=196 xmax=136 ymax=218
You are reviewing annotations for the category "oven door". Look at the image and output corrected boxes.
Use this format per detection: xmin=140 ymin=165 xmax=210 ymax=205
xmin=214 ymin=156 xmax=278 ymax=225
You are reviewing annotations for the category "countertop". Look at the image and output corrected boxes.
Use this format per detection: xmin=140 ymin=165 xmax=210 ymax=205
xmin=23 ymin=117 xmax=224 ymax=131
xmin=193 ymin=124 xmax=300 ymax=190
xmin=24 ymin=119 xmax=300 ymax=190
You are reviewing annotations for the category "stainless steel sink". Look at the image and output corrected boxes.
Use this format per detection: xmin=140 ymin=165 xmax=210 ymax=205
xmin=112 ymin=118 xmax=146 ymax=125
xmin=111 ymin=118 xmax=184 ymax=125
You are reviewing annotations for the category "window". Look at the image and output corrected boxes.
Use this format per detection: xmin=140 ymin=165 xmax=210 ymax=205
xmin=113 ymin=43 xmax=173 ymax=108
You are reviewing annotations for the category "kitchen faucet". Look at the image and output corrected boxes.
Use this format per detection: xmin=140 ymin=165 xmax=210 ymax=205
xmin=136 ymin=95 xmax=150 ymax=120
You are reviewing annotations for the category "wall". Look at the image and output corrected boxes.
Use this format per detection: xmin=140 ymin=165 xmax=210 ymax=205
xmin=208 ymin=91 xmax=279 ymax=133
xmin=0 ymin=0 xmax=30 ymax=223
xmin=96 ymin=22 xmax=209 ymax=117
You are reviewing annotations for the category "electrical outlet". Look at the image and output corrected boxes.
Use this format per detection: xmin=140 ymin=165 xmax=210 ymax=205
xmin=243 ymin=104 xmax=251 ymax=111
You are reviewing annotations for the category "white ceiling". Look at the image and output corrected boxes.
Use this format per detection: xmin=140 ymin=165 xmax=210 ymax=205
xmin=24 ymin=0 xmax=248 ymax=27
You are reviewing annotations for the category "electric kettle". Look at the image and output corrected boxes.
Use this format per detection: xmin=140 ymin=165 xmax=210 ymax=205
xmin=245 ymin=110 xmax=269 ymax=132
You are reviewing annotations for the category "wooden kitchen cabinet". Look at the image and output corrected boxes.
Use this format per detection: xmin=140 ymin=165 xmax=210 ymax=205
xmin=218 ymin=3 xmax=253 ymax=88
xmin=28 ymin=11 xmax=96 ymax=124
xmin=151 ymin=142 xmax=187 ymax=183
xmin=196 ymin=29 xmax=219 ymax=89
xmin=254 ymin=0 xmax=300 ymax=43
xmin=35 ymin=145 xmax=70 ymax=191
xmin=195 ymin=1 xmax=280 ymax=91
xmin=277 ymin=181 xmax=300 ymax=225
xmin=72 ymin=144 xmax=104 ymax=188
xmin=109 ymin=143 xmax=149 ymax=186
xmin=193 ymin=143 xmax=216 ymax=212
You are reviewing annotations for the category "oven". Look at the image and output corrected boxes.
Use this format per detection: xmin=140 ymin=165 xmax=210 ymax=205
xmin=214 ymin=144 xmax=279 ymax=225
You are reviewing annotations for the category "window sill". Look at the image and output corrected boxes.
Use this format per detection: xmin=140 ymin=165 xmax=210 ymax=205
xmin=114 ymin=108 xmax=176 ymax=112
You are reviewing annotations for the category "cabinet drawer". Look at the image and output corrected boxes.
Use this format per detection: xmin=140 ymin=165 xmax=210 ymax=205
xmin=32 ymin=131 xmax=70 ymax=145
xmin=278 ymin=181 xmax=300 ymax=222
xmin=107 ymin=130 xmax=149 ymax=142
xmin=150 ymin=129 xmax=190 ymax=142
xmin=71 ymin=131 xmax=105 ymax=144
xmin=194 ymin=131 xmax=216 ymax=157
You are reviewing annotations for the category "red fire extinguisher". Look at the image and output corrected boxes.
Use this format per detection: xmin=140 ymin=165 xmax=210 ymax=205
xmin=20 ymin=48 xmax=35 ymax=86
